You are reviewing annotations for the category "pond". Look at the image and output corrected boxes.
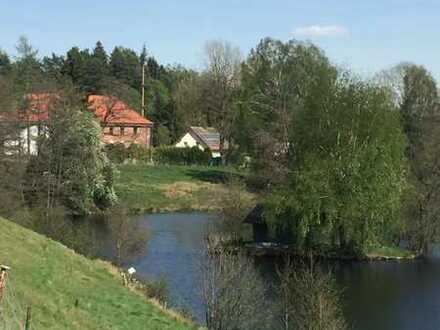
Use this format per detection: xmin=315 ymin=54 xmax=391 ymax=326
xmin=117 ymin=212 xmax=440 ymax=330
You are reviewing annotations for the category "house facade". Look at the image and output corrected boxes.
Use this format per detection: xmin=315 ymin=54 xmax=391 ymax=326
xmin=87 ymin=95 xmax=153 ymax=147
xmin=175 ymin=126 xmax=223 ymax=158
xmin=0 ymin=93 xmax=53 ymax=155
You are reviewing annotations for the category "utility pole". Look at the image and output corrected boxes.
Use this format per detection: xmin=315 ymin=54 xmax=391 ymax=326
xmin=141 ymin=63 xmax=146 ymax=117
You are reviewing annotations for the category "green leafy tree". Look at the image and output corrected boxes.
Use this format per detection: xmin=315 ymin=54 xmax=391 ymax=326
xmin=240 ymin=38 xmax=337 ymax=182
xmin=24 ymin=89 xmax=117 ymax=215
xmin=0 ymin=75 xmax=25 ymax=218
xmin=202 ymin=40 xmax=242 ymax=164
xmin=265 ymin=76 xmax=407 ymax=254
xmin=400 ymin=65 xmax=440 ymax=254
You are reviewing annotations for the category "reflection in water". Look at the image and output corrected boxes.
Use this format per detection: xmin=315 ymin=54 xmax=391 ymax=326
xmin=113 ymin=213 xmax=440 ymax=329
xmin=130 ymin=213 xmax=215 ymax=321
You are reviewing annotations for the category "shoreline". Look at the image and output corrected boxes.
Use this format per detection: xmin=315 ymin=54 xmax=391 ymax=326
xmin=238 ymin=242 xmax=421 ymax=262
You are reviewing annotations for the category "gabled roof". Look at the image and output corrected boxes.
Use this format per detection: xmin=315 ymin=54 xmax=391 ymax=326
xmin=0 ymin=93 xmax=56 ymax=123
xmin=189 ymin=126 xmax=224 ymax=151
xmin=243 ymin=204 xmax=265 ymax=224
xmin=87 ymin=95 xmax=153 ymax=127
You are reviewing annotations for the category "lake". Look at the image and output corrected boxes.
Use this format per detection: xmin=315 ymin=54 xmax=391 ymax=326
xmin=122 ymin=212 xmax=440 ymax=330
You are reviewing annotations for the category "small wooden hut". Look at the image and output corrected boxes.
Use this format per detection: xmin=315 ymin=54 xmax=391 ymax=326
xmin=243 ymin=204 xmax=269 ymax=243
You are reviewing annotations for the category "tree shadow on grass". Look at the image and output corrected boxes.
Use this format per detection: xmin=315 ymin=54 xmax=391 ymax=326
xmin=184 ymin=168 xmax=244 ymax=184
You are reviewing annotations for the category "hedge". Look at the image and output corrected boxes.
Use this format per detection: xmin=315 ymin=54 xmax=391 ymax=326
xmin=153 ymin=146 xmax=211 ymax=165
xmin=104 ymin=144 xmax=211 ymax=166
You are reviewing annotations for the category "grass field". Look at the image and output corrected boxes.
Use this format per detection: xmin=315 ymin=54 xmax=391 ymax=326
xmin=115 ymin=164 xmax=254 ymax=214
xmin=0 ymin=217 xmax=197 ymax=330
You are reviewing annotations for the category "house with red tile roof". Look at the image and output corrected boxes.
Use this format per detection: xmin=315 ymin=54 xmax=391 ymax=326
xmin=0 ymin=93 xmax=153 ymax=155
xmin=0 ymin=93 xmax=58 ymax=154
xmin=86 ymin=95 xmax=153 ymax=146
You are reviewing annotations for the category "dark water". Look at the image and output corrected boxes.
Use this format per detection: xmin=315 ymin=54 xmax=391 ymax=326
xmin=128 ymin=213 xmax=214 ymax=321
xmin=120 ymin=213 xmax=440 ymax=330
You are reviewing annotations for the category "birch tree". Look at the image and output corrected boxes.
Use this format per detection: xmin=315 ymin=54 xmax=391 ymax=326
xmin=203 ymin=40 xmax=241 ymax=164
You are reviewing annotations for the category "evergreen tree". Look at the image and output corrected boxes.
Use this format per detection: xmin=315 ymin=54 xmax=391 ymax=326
xmin=42 ymin=53 xmax=65 ymax=81
xmin=85 ymin=41 xmax=110 ymax=93
xmin=0 ymin=50 xmax=12 ymax=75
xmin=109 ymin=46 xmax=141 ymax=89
xmin=139 ymin=44 xmax=148 ymax=66
xmin=62 ymin=47 xmax=90 ymax=90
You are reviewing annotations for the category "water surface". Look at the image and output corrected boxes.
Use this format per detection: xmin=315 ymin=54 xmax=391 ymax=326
xmin=123 ymin=212 xmax=440 ymax=329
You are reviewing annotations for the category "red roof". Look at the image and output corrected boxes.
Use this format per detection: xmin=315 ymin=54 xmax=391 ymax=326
xmin=0 ymin=93 xmax=55 ymax=123
xmin=87 ymin=95 xmax=153 ymax=127
xmin=22 ymin=93 xmax=54 ymax=122
xmin=0 ymin=94 xmax=153 ymax=128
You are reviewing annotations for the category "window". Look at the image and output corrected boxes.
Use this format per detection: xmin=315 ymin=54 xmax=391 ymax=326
xmin=120 ymin=127 xmax=125 ymax=136
xmin=134 ymin=127 xmax=138 ymax=135
xmin=109 ymin=127 xmax=114 ymax=135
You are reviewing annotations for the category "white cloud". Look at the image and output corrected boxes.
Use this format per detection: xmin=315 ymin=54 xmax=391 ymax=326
xmin=293 ymin=25 xmax=349 ymax=38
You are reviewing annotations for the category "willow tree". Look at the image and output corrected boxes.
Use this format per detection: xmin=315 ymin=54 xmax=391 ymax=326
xmin=265 ymin=75 xmax=407 ymax=254
xmin=400 ymin=65 xmax=440 ymax=254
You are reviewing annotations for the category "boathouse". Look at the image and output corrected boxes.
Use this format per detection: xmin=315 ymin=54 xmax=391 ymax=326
xmin=244 ymin=204 xmax=269 ymax=243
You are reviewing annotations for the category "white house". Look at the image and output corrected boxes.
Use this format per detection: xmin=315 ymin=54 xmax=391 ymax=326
xmin=0 ymin=93 xmax=52 ymax=155
xmin=175 ymin=126 xmax=224 ymax=158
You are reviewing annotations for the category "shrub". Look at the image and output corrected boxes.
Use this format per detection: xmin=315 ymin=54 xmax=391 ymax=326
xmin=104 ymin=143 xmax=127 ymax=164
xmin=153 ymin=146 xmax=211 ymax=165
xmin=104 ymin=144 xmax=211 ymax=166
xmin=142 ymin=278 xmax=169 ymax=305
xmin=126 ymin=144 xmax=153 ymax=163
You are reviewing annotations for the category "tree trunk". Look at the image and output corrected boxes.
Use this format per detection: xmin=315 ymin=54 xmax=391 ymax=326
xmin=338 ymin=225 xmax=346 ymax=250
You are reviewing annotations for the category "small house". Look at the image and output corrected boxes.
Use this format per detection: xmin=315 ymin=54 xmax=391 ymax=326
xmin=0 ymin=93 xmax=53 ymax=155
xmin=243 ymin=204 xmax=269 ymax=243
xmin=175 ymin=126 xmax=225 ymax=159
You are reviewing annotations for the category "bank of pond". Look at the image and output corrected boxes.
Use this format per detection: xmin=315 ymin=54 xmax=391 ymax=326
xmin=39 ymin=211 xmax=440 ymax=329
xmin=89 ymin=212 xmax=438 ymax=330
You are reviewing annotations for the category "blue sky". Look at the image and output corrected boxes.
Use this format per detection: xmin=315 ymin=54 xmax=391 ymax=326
xmin=2 ymin=0 xmax=440 ymax=80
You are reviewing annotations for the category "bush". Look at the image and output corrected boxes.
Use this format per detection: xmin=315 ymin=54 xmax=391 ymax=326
xmin=153 ymin=146 xmax=211 ymax=165
xmin=104 ymin=144 xmax=211 ymax=166
xmin=141 ymin=278 xmax=169 ymax=305
xmin=104 ymin=143 xmax=127 ymax=164
xmin=126 ymin=144 xmax=153 ymax=163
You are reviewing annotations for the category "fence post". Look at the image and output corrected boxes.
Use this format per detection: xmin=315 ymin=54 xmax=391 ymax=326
xmin=24 ymin=306 xmax=31 ymax=330
xmin=0 ymin=265 xmax=10 ymax=304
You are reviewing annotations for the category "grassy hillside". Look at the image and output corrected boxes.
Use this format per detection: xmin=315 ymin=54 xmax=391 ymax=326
xmin=115 ymin=164 xmax=254 ymax=213
xmin=0 ymin=217 xmax=196 ymax=330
